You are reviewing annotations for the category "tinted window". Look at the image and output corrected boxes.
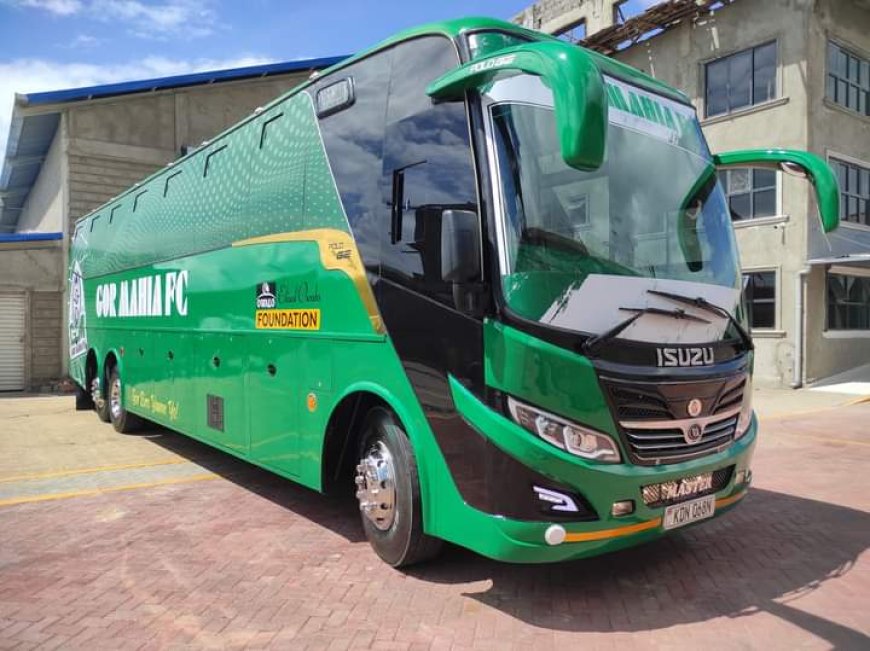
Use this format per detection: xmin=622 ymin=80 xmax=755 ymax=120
xmin=380 ymin=36 xmax=479 ymax=304
xmin=313 ymin=52 xmax=391 ymax=269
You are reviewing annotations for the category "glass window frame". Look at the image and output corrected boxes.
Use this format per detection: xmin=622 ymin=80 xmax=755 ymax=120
xmin=742 ymin=270 xmax=777 ymax=330
xmin=829 ymin=156 xmax=870 ymax=227
xmin=718 ymin=168 xmax=778 ymax=221
xmin=704 ymin=41 xmax=778 ymax=118
xmin=826 ymin=271 xmax=870 ymax=331
xmin=826 ymin=40 xmax=870 ymax=117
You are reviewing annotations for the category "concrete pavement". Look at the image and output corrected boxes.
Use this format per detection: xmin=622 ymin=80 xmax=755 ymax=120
xmin=0 ymin=393 xmax=868 ymax=650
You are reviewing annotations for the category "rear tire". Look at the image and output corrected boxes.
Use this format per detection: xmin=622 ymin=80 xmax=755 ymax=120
xmin=94 ymin=375 xmax=111 ymax=423
xmin=75 ymin=382 xmax=94 ymax=411
xmin=108 ymin=367 xmax=143 ymax=434
xmin=355 ymin=407 xmax=441 ymax=567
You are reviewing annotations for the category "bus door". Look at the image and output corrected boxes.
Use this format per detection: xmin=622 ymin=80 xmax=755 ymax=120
xmin=376 ymin=36 xmax=484 ymax=419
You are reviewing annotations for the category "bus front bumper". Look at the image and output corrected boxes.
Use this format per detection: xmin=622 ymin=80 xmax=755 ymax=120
xmin=434 ymin=378 xmax=757 ymax=563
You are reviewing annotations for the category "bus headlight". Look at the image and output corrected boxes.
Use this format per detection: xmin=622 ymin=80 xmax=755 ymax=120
xmin=735 ymin=376 xmax=753 ymax=439
xmin=507 ymin=397 xmax=621 ymax=463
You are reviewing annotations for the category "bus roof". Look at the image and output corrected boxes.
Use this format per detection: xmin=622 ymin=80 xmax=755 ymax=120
xmin=74 ymin=16 xmax=691 ymax=230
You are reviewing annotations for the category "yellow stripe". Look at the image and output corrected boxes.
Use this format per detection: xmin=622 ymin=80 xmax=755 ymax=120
xmin=564 ymin=517 xmax=662 ymax=543
xmin=233 ymin=228 xmax=385 ymax=334
xmin=715 ymin=488 xmax=748 ymax=509
xmin=563 ymin=488 xmax=749 ymax=543
xmin=0 ymin=473 xmax=218 ymax=508
xmin=0 ymin=458 xmax=186 ymax=484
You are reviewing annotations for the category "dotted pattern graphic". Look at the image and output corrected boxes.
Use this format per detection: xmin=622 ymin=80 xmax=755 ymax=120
xmin=76 ymin=92 xmax=348 ymax=279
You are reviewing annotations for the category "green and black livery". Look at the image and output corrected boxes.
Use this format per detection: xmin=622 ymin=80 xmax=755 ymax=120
xmin=68 ymin=17 xmax=839 ymax=566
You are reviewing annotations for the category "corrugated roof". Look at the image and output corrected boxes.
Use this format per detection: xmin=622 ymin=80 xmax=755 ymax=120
xmin=0 ymin=231 xmax=62 ymax=243
xmin=0 ymin=55 xmax=346 ymax=233
xmin=18 ymin=56 xmax=347 ymax=107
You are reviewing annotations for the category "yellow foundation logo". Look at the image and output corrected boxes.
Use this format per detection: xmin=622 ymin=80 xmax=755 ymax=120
xmin=255 ymin=309 xmax=321 ymax=330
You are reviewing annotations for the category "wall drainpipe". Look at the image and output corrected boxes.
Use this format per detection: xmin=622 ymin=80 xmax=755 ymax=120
xmin=791 ymin=267 xmax=811 ymax=389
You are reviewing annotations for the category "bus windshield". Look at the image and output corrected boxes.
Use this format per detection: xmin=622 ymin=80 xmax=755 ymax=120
xmin=485 ymin=74 xmax=744 ymax=341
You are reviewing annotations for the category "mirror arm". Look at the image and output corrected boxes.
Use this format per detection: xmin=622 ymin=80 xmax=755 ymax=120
xmin=714 ymin=149 xmax=839 ymax=233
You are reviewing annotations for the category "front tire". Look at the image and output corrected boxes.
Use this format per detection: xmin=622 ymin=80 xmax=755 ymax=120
xmin=355 ymin=408 xmax=441 ymax=567
xmin=107 ymin=367 xmax=143 ymax=434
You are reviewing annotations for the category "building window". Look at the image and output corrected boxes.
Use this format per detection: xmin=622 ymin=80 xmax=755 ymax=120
xmin=718 ymin=168 xmax=777 ymax=220
xmin=555 ymin=18 xmax=586 ymax=43
xmin=705 ymin=42 xmax=777 ymax=117
xmin=831 ymin=158 xmax=870 ymax=226
xmin=827 ymin=41 xmax=869 ymax=116
xmin=827 ymin=272 xmax=870 ymax=330
xmin=743 ymin=271 xmax=776 ymax=329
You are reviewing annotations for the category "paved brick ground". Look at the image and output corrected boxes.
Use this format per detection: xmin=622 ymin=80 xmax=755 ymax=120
xmin=0 ymin=397 xmax=868 ymax=650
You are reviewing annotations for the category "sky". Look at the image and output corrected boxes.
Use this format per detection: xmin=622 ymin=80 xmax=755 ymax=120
xmin=0 ymin=0 xmax=659 ymax=156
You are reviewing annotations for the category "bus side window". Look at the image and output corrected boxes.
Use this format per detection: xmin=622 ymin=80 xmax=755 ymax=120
xmin=313 ymin=51 xmax=391 ymax=272
xmin=380 ymin=36 xmax=480 ymax=305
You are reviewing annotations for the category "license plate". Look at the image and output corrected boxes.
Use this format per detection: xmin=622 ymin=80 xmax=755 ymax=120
xmin=662 ymin=495 xmax=715 ymax=530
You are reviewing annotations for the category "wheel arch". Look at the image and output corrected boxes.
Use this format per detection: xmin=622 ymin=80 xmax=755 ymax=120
xmin=320 ymin=381 xmax=432 ymax=503
xmin=84 ymin=348 xmax=99 ymax=391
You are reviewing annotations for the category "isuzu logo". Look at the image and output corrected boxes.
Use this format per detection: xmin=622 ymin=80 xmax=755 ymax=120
xmin=656 ymin=347 xmax=714 ymax=367
xmin=687 ymin=398 xmax=703 ymax=418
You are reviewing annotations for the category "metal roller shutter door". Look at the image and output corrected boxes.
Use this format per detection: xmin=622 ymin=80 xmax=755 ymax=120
xmin=0 ymin=293 xmax=26 ymax=391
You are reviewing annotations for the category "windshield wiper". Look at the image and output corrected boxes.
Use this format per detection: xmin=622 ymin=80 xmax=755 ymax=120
xmin=647 ymin=289 xmax=754 ymax=352
xmin=582 ymin=306 xmax=710 ymax=357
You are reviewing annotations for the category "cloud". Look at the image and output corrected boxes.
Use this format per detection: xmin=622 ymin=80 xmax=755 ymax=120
xmin=91 ymin=0 xmax=218 ymax=39
xmin=0 ymin=54 xmax=274 ymax=158
xmin=8 ymin=0 xmax=218 ymax=39
xmin=12 ymin=0 xmax=83 ymax=15
xmin=67 ymin=33 xmax=100 ymax=47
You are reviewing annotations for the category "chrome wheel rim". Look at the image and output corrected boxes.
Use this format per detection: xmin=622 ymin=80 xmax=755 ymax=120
xmin=109 ymin=376 xmax=122 ymax=420
xmin=355 ymin=441 xmax=396 ymax=531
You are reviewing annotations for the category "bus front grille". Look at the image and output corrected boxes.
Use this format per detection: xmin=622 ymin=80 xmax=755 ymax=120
xmin=622 ymin=412 xmax=739 ymax=464
xmin=600 ymin=373 xmax=746 ymax=465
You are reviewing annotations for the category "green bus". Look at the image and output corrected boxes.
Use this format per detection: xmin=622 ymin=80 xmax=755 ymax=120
xmin=68 ymin=17 xmax=839 ymax=566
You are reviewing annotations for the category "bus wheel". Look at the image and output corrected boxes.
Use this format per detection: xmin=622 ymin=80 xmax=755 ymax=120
xmin=107 ymin=367 xmax=143 ymax=434
xmin=355 ymin=407 xmax=441 ymax=567
xmin=93 ymin=377 xmax=111 ymax=423
xmin=75 ymin=382 xmax=94 ymax=411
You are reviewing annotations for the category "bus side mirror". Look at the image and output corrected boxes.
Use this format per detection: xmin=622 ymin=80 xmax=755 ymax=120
xmin=441 ymin=209 xmax=480 ymax=283
xmin=714 ymin=149 xmax=840 ymax=233
xmin=427 ymin=41 xmax=607 ymax=171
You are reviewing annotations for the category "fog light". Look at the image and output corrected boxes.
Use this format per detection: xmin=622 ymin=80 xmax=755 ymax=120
xmin=736 ymin=468 xmax=752 ymax=486
xmin=545 ymin=524 xmax=566 ymax=546
xmin=611 ymin=500 xmax=635 ymax=517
